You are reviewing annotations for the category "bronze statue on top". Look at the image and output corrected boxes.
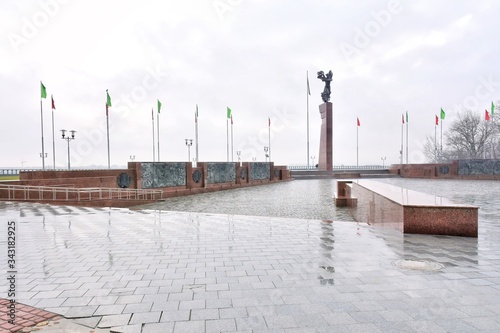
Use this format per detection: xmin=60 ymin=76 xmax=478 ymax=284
xmin=317 ymin=70 xmax=333 ymax=103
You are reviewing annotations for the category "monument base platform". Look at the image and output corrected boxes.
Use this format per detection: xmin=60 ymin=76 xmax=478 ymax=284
xmin=336 ymin=180 xmax=478 ymax=237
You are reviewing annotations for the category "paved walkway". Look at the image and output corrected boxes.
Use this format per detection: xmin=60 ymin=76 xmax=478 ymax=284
xmin=1 ymin=201 xmax=500 ymax=332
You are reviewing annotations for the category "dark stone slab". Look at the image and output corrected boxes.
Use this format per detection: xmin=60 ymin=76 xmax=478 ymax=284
xmin=458 ymin=159 xmax=500 ymax=175
xmin=207 ymin=162 xmax=236 ymax=184
xmin=141 ymin=162 xmax=186 ymax=188
xmin=250 ymin=163 xmax=270 ymax=180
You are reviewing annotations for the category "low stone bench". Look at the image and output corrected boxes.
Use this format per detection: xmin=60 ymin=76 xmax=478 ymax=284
xmin=342 ymin=179 xmax=478 ymax=237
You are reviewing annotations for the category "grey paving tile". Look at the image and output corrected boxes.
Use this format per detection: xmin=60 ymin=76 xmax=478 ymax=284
xmin=159 ymin=310 xmax=191 ymax=322
xmin=173 ymin=320 xmax=205 ymax=333
xmin=142 ymin=322 xmax=175 ymax=333
xmin=205 ymin=318 xmax=237 ymax=333
xmin=129 ymin=311 xmax=162 ymax=324
xmin=64 ymin=305 xmax=98 ymax=318
xmin=94 ymin=304 xmax=126 ymax=316
xmin=123 ymin=302 xmax=153 ymax=313
xmin=98 ymin=314 xmax=132 ymax=328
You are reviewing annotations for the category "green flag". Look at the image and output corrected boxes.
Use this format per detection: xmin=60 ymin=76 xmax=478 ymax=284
xmin=157 ymin=99 xmax=162 ymax=113
xmin=41 ymin=82 xmax=47 ymax=99
xmin=227 ymin=107 xmax=231 ymax=119
xmin=106 ymin=90 xmax=112 ymax=107
xmin=492 ymin=101 xmax=495 ymax=115
xmin=440 ymin=108 xmax=446 ymax=120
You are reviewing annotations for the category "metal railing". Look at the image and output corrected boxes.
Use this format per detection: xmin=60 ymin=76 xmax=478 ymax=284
xmin=0 ymin=184 xmax=163 ymax=202
xmin=288 ymin=165 xmax=387 ymax=170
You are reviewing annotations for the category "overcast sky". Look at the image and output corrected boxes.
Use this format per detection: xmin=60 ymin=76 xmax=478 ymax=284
xmin=1 ymin=0 xmax=499 ymax=168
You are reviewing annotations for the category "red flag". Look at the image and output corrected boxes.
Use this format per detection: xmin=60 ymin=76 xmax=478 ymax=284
xmin=51 ymin=95 xmax=56 ymax=110
xmin=402 ymin=114 xmax=405 ymax=124
xmin=357 ymin=117 xmax=360 ymax=127
xmin=485 ymin=109 xmax=491 ymax=121
xmin=435 ymin=115 xmax=439 ymax=126
xmin=106 ymin=103 xmax=108 ymax=117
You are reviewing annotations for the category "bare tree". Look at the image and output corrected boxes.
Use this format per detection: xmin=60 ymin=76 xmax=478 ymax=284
xmin=445 ymin=109 xmax=497 ymax=159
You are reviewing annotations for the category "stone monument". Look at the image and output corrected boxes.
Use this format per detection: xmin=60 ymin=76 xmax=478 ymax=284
xmin=317 ymin=70 xmax=333 ymax=171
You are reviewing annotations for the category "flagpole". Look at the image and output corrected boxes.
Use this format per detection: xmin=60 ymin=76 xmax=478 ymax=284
xmin=195 ymin=105 xmax=199 ymax=165
xmin=40 ymin=98 xmax=46 ymax=170
xmin=106 ymin=90 xmax=111 ymax=169
xmin=356 ymin=121 xmax=359 ymax=168
xmin=406 ymin=112 xmax=409 ymax=164
xmin=51 ymin=96 xmax=56 ymax=169
xmin=268 ymin=117 xmax=271 ymax=162
xmin=400 ymin=116 xmax=403 ymax=171
xmin=434 ymin=118 xmax=437 ymax=162
xmin=157 ymin=111 xmax=160 ymax=161
xmin=306 ymin=71 xmax=310 ymax=170
xmin=152 ymin=108 xmax=155 ymax=162
xmin=231 ymin=116 xmax=234 ymax=162
xmin=440 ymin=119 xmax=443 ymax=161
xmin=226 ymin=116 xmax=229 ymax=162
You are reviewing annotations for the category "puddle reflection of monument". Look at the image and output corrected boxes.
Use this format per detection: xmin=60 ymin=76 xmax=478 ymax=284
xmin=317 ymin=70 xmax=333 ymax=171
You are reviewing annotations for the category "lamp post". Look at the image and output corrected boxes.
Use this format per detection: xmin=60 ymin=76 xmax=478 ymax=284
xmin=381 ymin=156 xmax=386 ymax=168
xmin=252 ymin=157 xmax=256 ymax=162
xmin=236 ymin=150 xmax=241 ymax=166
xmin=264 ymin=146 xmax=269 ymax=162
xmin=130 ymin=155 xmax=135 ymax=161
xmin=39 ymin=153 xmax=47 ymax=165
xmin=311 ymin=155 xmax=316 ymax=168
xmin=60 ymin=129 xmax=76 ymax=170
xmin=185 ymin=139 xmax=193 ymax=162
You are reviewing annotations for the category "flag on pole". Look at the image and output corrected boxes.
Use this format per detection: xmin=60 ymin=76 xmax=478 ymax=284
xmin=51 ymin=95 xmax=55 ymax=110
xmin=307 ymin=75 xmax=311 ymax=95
xmin=227 ymin=107 xmax=231 ymax=119
xmin=357 ymin=117 xmax=360 ymax=127
xmin=492 ymin=101 xmax=495 ymax=115
xmin=231 ymin=114 xmax=233 ymax=125
xmin=435 ymin=115 xmax=439 ymax=126
xmin=406 ymin=111 xmax=409 ymax=123
xmin=486 ymin=109 xmax=491 ymax=121
xmin=157 ymin=99 xmax=162 ymax=113
xmin=106 ymin=103 xmax=109 ymax=117
xmin=402 ymin=113 xmax=405 ymax=124
xmin=106 ymin=90 xmax=112 ymax=107
xmin=41 ymin=82 xmax=47 ymax=99
xmin=440 ymin=108 xmax=446 ymax=120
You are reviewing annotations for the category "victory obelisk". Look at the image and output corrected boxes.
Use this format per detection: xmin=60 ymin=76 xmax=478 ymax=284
xmin=317 ymin=70 xmax=333 ymax=171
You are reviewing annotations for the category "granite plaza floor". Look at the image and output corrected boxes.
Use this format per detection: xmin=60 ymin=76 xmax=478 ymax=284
xmin=1 ymin=179 xmax=500 ymax=332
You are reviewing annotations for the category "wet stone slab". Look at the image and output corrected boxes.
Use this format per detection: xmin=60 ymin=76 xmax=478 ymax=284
xmin=1 ymin=176 xmax=500 ymax=332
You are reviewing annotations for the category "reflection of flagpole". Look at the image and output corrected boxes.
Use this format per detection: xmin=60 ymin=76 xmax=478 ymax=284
xmin=152 ymin=108 xmax=155 ymax=162
xmin=51 ymin=95 xmax=56 ymax=169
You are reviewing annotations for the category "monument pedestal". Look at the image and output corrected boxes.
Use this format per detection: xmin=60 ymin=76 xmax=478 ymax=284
xmin=318 ymin=102 xmax=333 ymax=171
